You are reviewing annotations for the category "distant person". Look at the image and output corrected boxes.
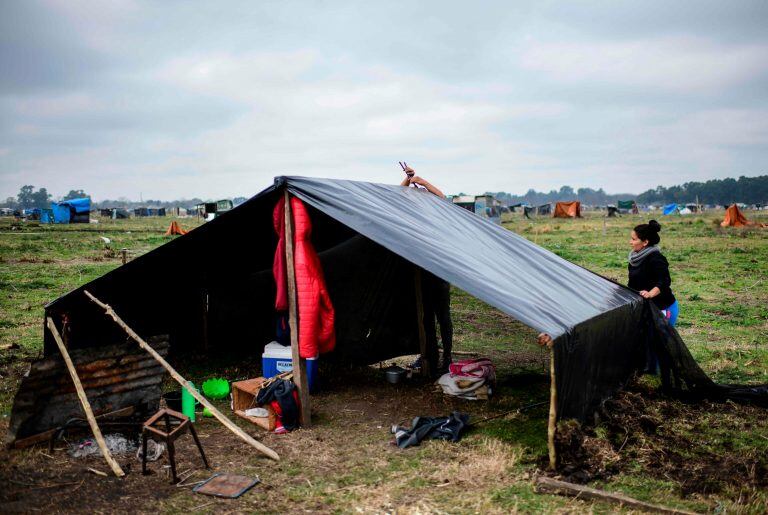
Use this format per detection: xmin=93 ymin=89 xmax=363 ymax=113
xmin=399 ymin=163 xmax=452 ymax=374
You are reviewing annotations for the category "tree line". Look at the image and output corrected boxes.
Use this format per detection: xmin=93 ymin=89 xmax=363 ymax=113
xmin=487 ymin=174 xmax=766 ymax=206
xmin=635 ymin=175 xmax=767 ymax=205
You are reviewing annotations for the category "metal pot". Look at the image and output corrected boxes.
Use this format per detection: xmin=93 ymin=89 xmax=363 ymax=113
xmin=385 ymin=366 xmax=406 ymax=384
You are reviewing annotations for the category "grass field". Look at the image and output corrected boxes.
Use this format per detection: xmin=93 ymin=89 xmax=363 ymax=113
xmin=1 ymin=210 xmax=767 ymax=513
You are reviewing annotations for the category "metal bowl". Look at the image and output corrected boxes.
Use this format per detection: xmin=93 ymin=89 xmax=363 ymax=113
xmin=385 ymin=366 xmax=407 ymax=384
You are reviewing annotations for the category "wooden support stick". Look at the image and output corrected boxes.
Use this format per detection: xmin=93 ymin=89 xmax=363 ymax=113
xmin=413 ymin=268 xmax=431 ymax=378
xmin=535 ymin=476 xmax=697 ymax=515
xmin=284 ymin=190 xmax=311 ymax=427
xmin=547 ymin=344 xmax=557 ymax=470
xmin=46 ymin=317 xmax=125 ymax=478
xmin=83 ymin=291 xmax=280 ymax=461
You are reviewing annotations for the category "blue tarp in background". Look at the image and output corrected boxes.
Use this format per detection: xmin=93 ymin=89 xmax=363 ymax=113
xmin=51 ymin=203 xmax=71 ymax=223
xmin=663 ymin=203 xmax=679 ymax=215
xmin=51 ymin=197 xmax=91 ymax=223
xmin=62 ymin=198 xmax=91 ymax=213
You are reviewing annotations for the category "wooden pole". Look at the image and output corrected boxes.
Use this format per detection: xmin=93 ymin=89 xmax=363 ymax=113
xmin=46 ymin=317 xmax=125 ymax=478
xmin=83 ymin=290 xmax=280 ymax=461
xmin=547 ymin=343 xmax=557 ymax=470
xmin=413 ymin=268 xmax=431 ymax=378
xmin=535 ymin=477 xmax=697 ymax=514
xmin=283 ymin=190 xmax=311 ymax=427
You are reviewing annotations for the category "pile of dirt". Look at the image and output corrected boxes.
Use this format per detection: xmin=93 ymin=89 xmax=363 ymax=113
xmin=553 ymin=381 xmax=768 ymax=497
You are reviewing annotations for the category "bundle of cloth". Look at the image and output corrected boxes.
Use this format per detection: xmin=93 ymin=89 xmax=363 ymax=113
xmin=436 ymin=358 xmax=496 ymax=400
xmin=256 ymin=379 xmax=300 ymax=434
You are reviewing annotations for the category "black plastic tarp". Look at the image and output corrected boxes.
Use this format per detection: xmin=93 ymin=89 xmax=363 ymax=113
xmin=284 ymin=177 xmax=640 ymax=339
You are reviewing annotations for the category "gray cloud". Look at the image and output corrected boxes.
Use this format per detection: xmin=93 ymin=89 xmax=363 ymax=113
xmin=1 ymin=0 xmax=766 ymax=200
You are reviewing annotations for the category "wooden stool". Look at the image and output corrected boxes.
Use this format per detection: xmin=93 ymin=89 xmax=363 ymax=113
xmin=142 ymin=408 xmax=210 ymax=483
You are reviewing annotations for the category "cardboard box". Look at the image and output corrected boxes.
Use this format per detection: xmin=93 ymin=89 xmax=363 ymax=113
xmin=231 ymin=377 xmax=276 ymax=431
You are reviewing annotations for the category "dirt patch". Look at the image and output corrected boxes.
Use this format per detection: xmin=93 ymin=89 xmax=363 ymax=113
xmin=552 ymin=380 xmax=768 ymax=498
xmin=0 ymin=364 xmax=539 ymax=514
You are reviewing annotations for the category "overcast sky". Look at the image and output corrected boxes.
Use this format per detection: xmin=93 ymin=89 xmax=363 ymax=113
xmin=1 ymin=0 xmax=767 ymax=200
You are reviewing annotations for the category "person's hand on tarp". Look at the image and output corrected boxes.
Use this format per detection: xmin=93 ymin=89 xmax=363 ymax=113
xmin=537 ymin=333 xmax=554 ymax=349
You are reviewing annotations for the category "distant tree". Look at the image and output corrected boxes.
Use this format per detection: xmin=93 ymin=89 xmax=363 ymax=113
xmin=62 ymin=189 xmax=88 ymax=201
xmin=17 ymin=185 xmax=52 ymax=209
xmin=558 ymin=185 xmax=575 ymax=199
xmin=17 ymin=185 xmax=35 ymax=209
xmin=635 ymin=175 xmax=767 ymax=205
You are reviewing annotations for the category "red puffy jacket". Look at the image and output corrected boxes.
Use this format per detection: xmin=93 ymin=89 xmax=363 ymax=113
xmin=273 ymin=196 xmax=336 ymax=358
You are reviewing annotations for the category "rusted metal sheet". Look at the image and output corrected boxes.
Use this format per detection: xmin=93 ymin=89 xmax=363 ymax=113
xmin=6 ymin=336 xmax=169 ymax=446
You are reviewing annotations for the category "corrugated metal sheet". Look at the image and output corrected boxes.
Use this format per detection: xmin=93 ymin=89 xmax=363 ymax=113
xmin=6 ymin=336 xmax=169 ymax=445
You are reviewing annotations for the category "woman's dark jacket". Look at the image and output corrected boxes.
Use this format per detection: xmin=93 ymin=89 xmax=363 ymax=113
xmin=628 ymin=252 xmax=676 ymax=310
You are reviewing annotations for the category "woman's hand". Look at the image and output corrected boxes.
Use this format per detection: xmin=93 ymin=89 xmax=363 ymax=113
xmin=409 ymin=175 xmax=426 ymax=186
xmin=639 ymin=287 xmax=660 ymax=299
xmin=537 ymin=333 xmax=554 ymax=348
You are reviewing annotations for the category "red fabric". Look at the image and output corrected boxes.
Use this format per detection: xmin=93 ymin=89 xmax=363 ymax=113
xmin=448 ymin=358 xmax=496 ymax=382
xmin=273 ymin=196 xmax=336 ymax=358
xmin=273 ymin=200 xmax=288 ymax=310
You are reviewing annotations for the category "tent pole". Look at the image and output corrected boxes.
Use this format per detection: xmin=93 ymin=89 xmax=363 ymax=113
xmin=284 ymin=190 xmax=312 ymax=427
xmin=547 ymin=342 xmax=557 ymax=470
xmin=83 ymin=290 xmax=280 ymax=461
xmin=413 ymin=268 xmax=431 ymax=378
xmin=46 ymin=317 xmax=126 ymax=477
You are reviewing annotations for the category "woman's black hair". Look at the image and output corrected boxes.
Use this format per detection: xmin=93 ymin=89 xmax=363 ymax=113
xmin=634 ymin=220 xmax=661 ymax=245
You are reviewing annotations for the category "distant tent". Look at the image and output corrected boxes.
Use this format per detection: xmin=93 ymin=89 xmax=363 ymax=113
xmin=721 ymin=204 xmax=750 ymax=227
xmin=536 ymin=203 xmax=551 ymax=216
xmin=51 ymin=203 xmax=71 ymax=224
xmin=617 ymin=200 xmax=640 ymax=215
xmin=51 ymin=198 xmax=91 ymax=224
xmin=165 ymin=221 xmax=187 ymax=236
xmin=662 ymin=204 xmax=679 ymax=216
xmin=679 ymin=207 xmax=692 ymax=215
xmin=607 ymin=206 xmax=620 ymax=217
xmin=40 ymin=209 xmax=54 ymax=224
xmin=509 ymin=203 xmax=523 ymax=213
xmin=523 ymin=206 xmax=535 ymax=219
xmin=553 ymin=201 xmax=581 ymax=218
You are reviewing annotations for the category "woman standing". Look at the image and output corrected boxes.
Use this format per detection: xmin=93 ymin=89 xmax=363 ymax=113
xmin=628 ymin=220 xmax=678 ymax=326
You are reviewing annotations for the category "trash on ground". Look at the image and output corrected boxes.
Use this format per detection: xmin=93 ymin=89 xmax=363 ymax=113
xmin=135 ymin=438 xmax=166 ymax=462
xmin=69 ymin=433 xmax=137 ymax=458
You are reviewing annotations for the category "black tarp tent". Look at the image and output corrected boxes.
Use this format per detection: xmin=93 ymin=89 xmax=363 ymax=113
xmin=15 ymin=177 xmax=766 ymax=442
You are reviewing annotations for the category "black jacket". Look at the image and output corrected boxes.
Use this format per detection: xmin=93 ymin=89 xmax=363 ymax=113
xmin=628 ymin=252 xmax=676 ymax=310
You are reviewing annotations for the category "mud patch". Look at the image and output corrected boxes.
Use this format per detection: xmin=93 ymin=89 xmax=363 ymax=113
xmin=552 ymin=380 xmax=768 ymax=498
